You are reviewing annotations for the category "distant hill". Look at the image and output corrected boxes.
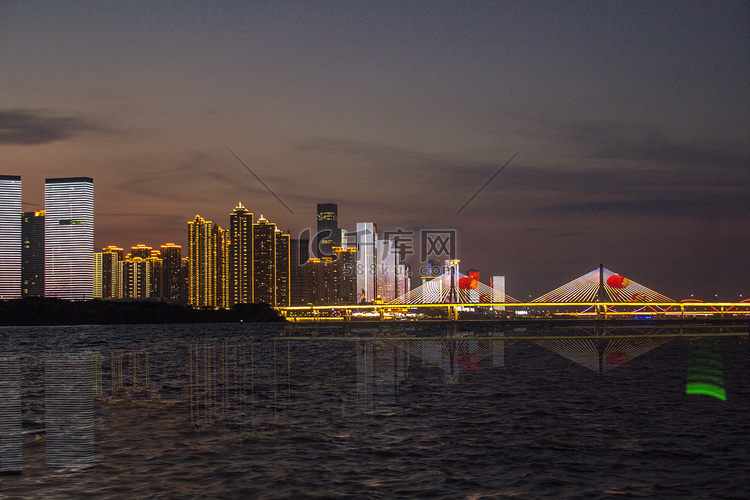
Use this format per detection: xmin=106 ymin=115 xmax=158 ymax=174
xmin=0 ymin=298 xmax=285 ymax=326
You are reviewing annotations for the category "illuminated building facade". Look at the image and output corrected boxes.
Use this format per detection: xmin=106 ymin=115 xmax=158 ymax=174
xmin=121 ymin=257 xmax=152 ymax=298
xmin=290 ymin=237 xmax=310 ymax=306
xmin=305 ymin=257 xmax=333 ymax=305
xmin=316 ymin=203 xmax=338 ymax=258
xmin=93 ymin=246 xmax=121 ymax=299
xmin=491 ymin=275 xmax=505 ymax=311
xmin=160 ymin=243 xmax=182 ymax=300
xmin=356 ymin=222 xmax=377 ymax=303
xmin=229 ymin=203 xmax=253 ymax=305
xmin=188 ymin=215 xmax=215 ymax=308
xmin=275 ymin=229 xmax=290 ymax=307
xmin=377 ymin=239 xmax=398 ymax=302
xmin=44 ymin=177 xmax=94 ymax=300
xmin=253 ymin=216 xmax=276 ymax=305
xmin=334 ymin=246 xmax=357 ymax=304
xmin=22 ymin=210 xmax=45 ymax=297
xmin=130 ymin=244 xmax=152 ymax=259
xmin=0 ymin=175 xmax=22 ymax=299
xmin=213 ymin=224 xmax=230 ymax=309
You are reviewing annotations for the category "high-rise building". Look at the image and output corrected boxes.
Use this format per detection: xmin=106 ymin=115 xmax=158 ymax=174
xmin=130 ymin=244 xmax=152 ymax=259
xmin=290 ymin=237 xmax=310 ymax=306
xmin=188 ymin=215 xmax=215 ymax=308
xmin=491 ymin=275 xmax=505 ymax=311
xmin=44 ymin=177 xmax=94 ymax=300
xmin=229 ymin=203 xmax=253 ymax=306
xmin=316 ymin=203 xmax=338 ymax=258
xmin=305 ymin=257 xmax=333 ymax=305
xmin=253 ymin=216 xmax=276 ymax=305
xmin=93 ymin=247 xmax=121 ymax=299
xmin=22 ymin=210 xmax=45 ymax=297
xmin=213 ymin=224 xmax=230 ymax=309
xmin=356 ymin=222 xmax=377 ymax=303
xmin=275 ymin=229 xmax=290 ymax=307
xmin=160 ymin=243 xmax=182 ymax=300
xmin=0 ymin=175 xmax=22 ymax=299
xmin=377 ymin=238 xmax=398 ymax=302
xmin=121 ymin=257 xmax=152 ymax=298
xmin=333 ymin=246 xmax=357 ymax=304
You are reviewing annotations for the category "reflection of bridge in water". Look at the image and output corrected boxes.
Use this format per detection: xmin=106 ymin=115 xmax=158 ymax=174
xmin=279 ymin=265 xmax=750 ymax=321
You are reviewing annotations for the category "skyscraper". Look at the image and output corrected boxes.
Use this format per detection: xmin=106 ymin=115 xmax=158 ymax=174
xmin=377 ymin=238 xmax=398 ymax=302
xmin=213 ymin=224 xmax=230 ymax=309
xmin=44 ymin=177 xmax=94 ymax=300
xmin=229 ymin=203 xmax=253 ymax=306
xmin=160 ymin=243 xmax=182 ymax=300
xmin=130 ymin=244 xmax=152 ymax=259
xmin=290 ymin=237 xmax=310 ymax=306
xmin=120 ymin=257 xmax=152 ymax=298
xmin=253 ymin=216 xmax=276 ymax=305
xmin=275 ymin=229 xmax=290 ymax=307
xmin=316 ymin=203 xmax=338 ymax=258
xmin=22 ymin=210 xmax=45 ymax=297
xmin=93 ymin=247 xmax=120 ymax=299
xmin=0 ymin=175 xmax=22 ymax=299
xmin=188 ymin=215 xmax=215 ymax=308
xmin=356 ymin=222 xmax=377 ymax=302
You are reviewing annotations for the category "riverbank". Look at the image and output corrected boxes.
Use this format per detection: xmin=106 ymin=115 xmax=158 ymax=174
xmin=0 ymin=298 xmax=285 ymax=325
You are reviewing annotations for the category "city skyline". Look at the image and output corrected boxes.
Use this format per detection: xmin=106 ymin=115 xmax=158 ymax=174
xmin=2 ymin=2 xmax=748 ymax=300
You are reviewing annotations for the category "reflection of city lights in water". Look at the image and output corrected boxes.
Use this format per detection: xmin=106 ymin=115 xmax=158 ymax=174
xmin=686 ymin=337 xmax=726 ymax=401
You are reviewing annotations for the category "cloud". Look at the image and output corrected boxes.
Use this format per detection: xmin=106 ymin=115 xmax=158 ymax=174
xmin=524 ymin=115 xmax=750 ymax=172
xmin=543 ymin=196 xmax=750 ymax=219
xmin=0 ymin=108 xmax=106 ymax=145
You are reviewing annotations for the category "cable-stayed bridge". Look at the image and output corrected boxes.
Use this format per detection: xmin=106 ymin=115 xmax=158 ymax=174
xmin=279 ymin=265 xmax=750 ymax=321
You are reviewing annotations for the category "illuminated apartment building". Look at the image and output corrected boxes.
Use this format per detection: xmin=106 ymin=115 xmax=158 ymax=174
xmin=213 ymin=224 xmax=230 ymax=309
xmin=188 ymin=216 xmax=229 ymax=308
xmin=289 ymin=237 xmax=310 ymax=306
xmin=93 ymin=246 xmax=122 ymax=299
xmin=44 ymin=177 xmax=94 ymax=300
xmin=333 ymin=246 xmax=357 ymax=304
xmin=0 ymin=175 xmax=22 ymax=299
xmin=229 ymin=203 xmax=253 ymax=305
xmin=22 ymin=210 xmax=45 ymax=297
xmin=253 ymin=216 xmax=276 ymax=305
xmin=188 ymin=215 xmax=215 ymax=308
xmin=121 ymin=257 xmax=152 ymax=298
xmin=160 ymin=243 xmax=182 ymax=300
xmin=275 ymin=229 xmax=290 ymax=307
xmin=130 ymin=244 xmax=152 ymax=259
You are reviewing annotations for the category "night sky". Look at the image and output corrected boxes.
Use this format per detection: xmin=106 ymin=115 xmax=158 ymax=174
xmin=2 ymin=2 xmax=748 ymax=301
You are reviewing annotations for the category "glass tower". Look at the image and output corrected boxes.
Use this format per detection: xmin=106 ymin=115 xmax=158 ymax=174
xmin=356 ymin=222 xmax=377 ymax=303
xmin=0 ymin=175 xmax=22 ymax=299
xmin=316 ymin=203 xmax=338 ymax=258
xmin=44 ymin=177 xmax=94 ymax=300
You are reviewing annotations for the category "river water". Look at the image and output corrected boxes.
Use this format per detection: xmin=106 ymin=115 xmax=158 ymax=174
xmin=0 ymin=323 xmax=748 ymax=498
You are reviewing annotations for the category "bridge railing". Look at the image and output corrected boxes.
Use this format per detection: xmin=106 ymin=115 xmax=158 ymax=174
xmin=277 ymin=302 xmax=750 ymax=321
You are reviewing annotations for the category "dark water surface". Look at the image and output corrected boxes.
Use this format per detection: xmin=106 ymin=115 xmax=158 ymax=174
xmin=0 ymin=323 xmax=748 ymax=498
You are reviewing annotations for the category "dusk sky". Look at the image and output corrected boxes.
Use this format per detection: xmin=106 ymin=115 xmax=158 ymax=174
xmin=2 ymin=1 xmax=748 ymax=300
